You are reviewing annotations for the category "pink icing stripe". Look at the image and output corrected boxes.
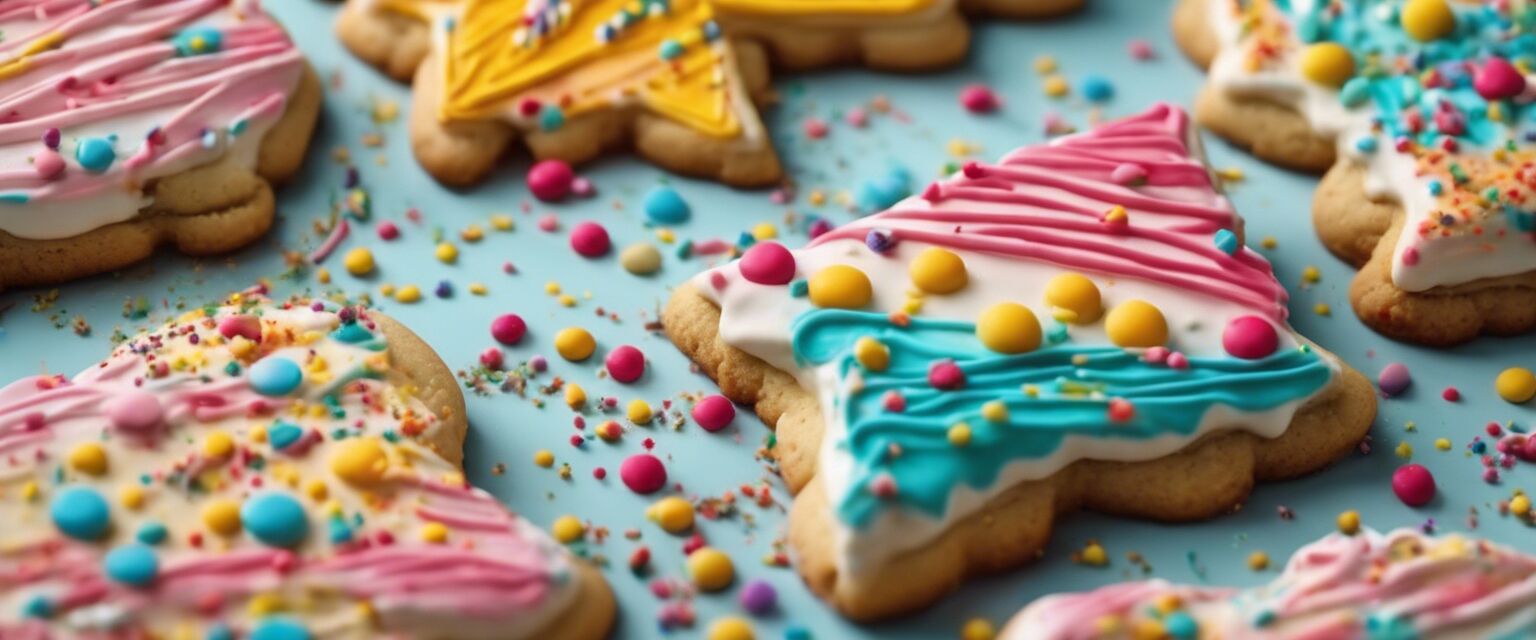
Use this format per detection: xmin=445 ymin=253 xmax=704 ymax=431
xmin=806 ymin=103 xmax=1289 ymax=319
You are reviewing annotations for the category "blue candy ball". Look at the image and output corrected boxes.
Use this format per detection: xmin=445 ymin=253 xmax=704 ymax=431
xmin=1082 ymin=75 xmax=1115 ymax=103
xmin=240 ymin=492 xmax=309 ymax=548
xmin=51 ymin=486 xmax=110 ymax=541
xmin=103 ymin=544 xmax=159 ymax=587
xmin=136 ymin=521 xmax=168 ymax=545
xmin=74 ymin=137 xmax=116 ymax=174
xmin=643 ymin=185 xmax=691 ymax=224
xmin=249 ymin=357 xmax=303 ymax=396
xmin=250 ymin=617 xmax=311 ymax=640
xmin=268 ymin=421 xmax=305 ymax=450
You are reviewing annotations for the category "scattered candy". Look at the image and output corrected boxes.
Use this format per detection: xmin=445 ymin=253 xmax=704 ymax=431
xmin=691 ymin=395 xmax=735 ymax=432
xmin=1377 ymin=362 xmax=1412 ymax=397
xmin=1044 ymin=273 xmax=1103 ymax=324
xmin=646 ymin=496 xmax=694 ymax=534
xmin=1105 ymin=300 xmax=1167 ymax=348
xmin=959 ymin=84 xmax=1000 ymax=113
xmin=909 ymin=247 xmax=968 ymax=294
xmin=1222 ymin=316 xmax=1279 ymax=360
xmin=1495 ymin=367 xmax=1536 ymax=403
xmin=1080 ymin=75 xmax=1114 ymax=102
xmin=104 ymin=544 xmax=158 ymax=587
xmin=51 ymin=486 xmax=111 ymax=541
xmin=642 ymin=185 xmax=690 ymax=224
xmin=619 ymin=242 xmax=663 ymax=275
xmin=491 ymin=313 xmax=528 ymax=346
xmin=1299 ymin=42 xmax=1355 ymax=88
xmin=1392 ymin=464 xmax=1436 ymax=507
xmin=739 ymin=579 xmax=777 ymax=616
xmin=554 ymin=327 xmax=596 ymax=361
xmin=1337 ymin=510 xmax=1361 ymax=535
xmin=808 ymin=265 xmax=872 ymax=309
xmin=707 ymin=616 xmax=755 ymax=640
xmin=569 ymin=221 xmax=612 ymax=257
xmin=1401 ymin=0 xmax=1456 ymax=42
xmin=620 ymin=454 xmax=667 ymax=494
xmin=976 ymin=302 xmax=1042 ymax=354
xmin=527 ymin=159 xmax=574 ymax=201
xmin=687 ymin=547 xmax=735 ymax=591
xmin=551 ymin=515 xmax=584 ymax=543
xmin=605 ymin=345 xmax=646 ymax=383
xmin=738 ymin=241 xmax=796 ymax=285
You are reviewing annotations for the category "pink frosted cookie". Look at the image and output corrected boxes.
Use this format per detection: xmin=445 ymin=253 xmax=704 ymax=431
xmin=0 ymin=0 xmax=323 ymax=288
xmin=1001 ymin=529 xmax=1536 ymax=639
xmin=0 ymin=297 xmax=613 ymax=639
xmin=664 ymin=104 xmax=1376 ymax=620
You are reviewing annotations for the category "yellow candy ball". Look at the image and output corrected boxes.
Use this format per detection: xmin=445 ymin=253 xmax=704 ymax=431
xmin=909 ymin=247 xmax=968 ymax=294
xmin=393 ymin=285 xmax=422 ymax=304
xmin=421 ymin=522 xmax=450 ymax=544
xmin=1495 ymin=367 xmax=1536 ymax=403
xmin=707 ymin=617 xmax=756 ymax=640
xmin=331 ymin=437 xmax=389 ymax=486
xmin=564 ymin=383 xmax=587 ymax=409
xmin=647 ymin=496 xmax=695 ymax=534
xmin=435 ymin=242 xmax=459 ymax=264
xmin=853 ymin=337 xmax=890 ymax=371
xmin=1337 ymin=510 xmax=1361 ymax=535
xmin=1105 ymin=300 xmax=1168 ymax=348
xmin=555 ymin=327 xmax=596 ymax=361
xmin=1299 ymin=42 xmax=1356 ymax=88
xmin=808 ymin=265 xmax=873 ymax=309
xmin=1401 ymin=0 xmax=1456 ymax=42
xmin=534 ymin=449 xmax=555 ymax=467
xmin=687 ymin=547 xmax=735 ymax=592
xmin=961 ymin=618 xmax=996 ymax=640
xmin=551 ymin=515 xmax=585 ymax=543
xmin=119 ymin=485 xmax=146 ymax=510
xmin=1044 ymin=273 xmax=1102 ymax=324
xmin=947 ymin=423 xmax=972 ymax=447
xmin=627 ymin=399 xmax=653 ymax=425
xmin=981 ymin=401 xmax=1009 ymax=423
xmin=203 ymin=431 xmax=235 ymax=459
xmin=203 ymin=499 xmax=242 ymax=536
xmin=68 ymin=442 xmax=109 ymax=476
xmin=343 ymin=247 xmax=375 ymax=276
xmin=976 ymin=303 xmax=1042 ymax=354
xmin=1512 ymin=494 xmax=1532 ymax=517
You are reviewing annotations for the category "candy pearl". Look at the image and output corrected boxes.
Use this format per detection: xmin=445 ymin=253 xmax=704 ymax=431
xmin=909 ymin=247 xmax=968 ymax=294
xmin=1401 ymin=0 xmax=1455 ymax=42
xmin=1495 ymin=367 xmax=1536 ymax=403
xmin=1377 ymin=362 xmax=1412 ymax=397
xmin=490 ymin=313 xmax=528 ymax=345
xmin=958 ymin=84 xmax=1000 ymax=113
xmin=687 ymin=547 xmax=735 ymax=592
xmin=103 ymin=390 xmax=164 ymax=434
xmin=331 ymin=437 xmax=389 ymax=486
xmin=1475 ymin=57 xmax=1526 ymax=100
xmin=1044 ymin=273 xmax=1103 ymax=324
xmin=42 ymin=127 xmax=60 ymax=149
xmin=739 ymin=579 xmax=778 ymax=615
xmin=976 ymin=303 xmax=1042 ymax=354
xmin=248 ymin=357 xmax=303 ymax=396
xmin=642 ymin=185 xmax=690 ymax=224
xmin=1392 ymin=463 xmax=1436 ymax=507
xmin=605 ymin=345 xmax=646 ymax=383
xmin=569 ymin=221 xmax=611 ymax=257
xmin=240 ymin=492 xmax=309 ymax=548
xmin=1105 ymin=300 xmax=1168 ymax=348
xmin=738 ymin=241 xmax=796 ymax=285
xmin=620 ymin=454 xmax=667 ymax=494
xmin=51 ymin=486 xmax=111 ymax=541
xmin=1299 ymin=42 xmax=1355 ymax=88
xmin=74 ymin=137 xmax=116 ymax=173
xmin=218 ymin=314 xmax=262 ymax=342
xmin=808 ymin=265 xmax=872 ymax=309
xmin=104 ymin=544 xmax=159 ymax=587
xmin=479 ymin=347 xmax=505 ymax=370
xmin=691 ymin=395 xmax=735 ymax=432
xmin=554 ymin=327 xmax=596 ymax=361
xmin=619 ymin=243 xmax=663 ymax=275
xmin=34 ymin=149 xmax=64 ymax=180
xmin=928 ymin=360 xmax=966 ymax=390
xmin=853 ymin=336 xmax=891 ymax=371
xmin=1222 ymin=315 xmax=1279 ymax=360
xmin=250 ymin=618 xmax=312 ymax=640
xmin=527 ymin=159 xmax=574 ymax=202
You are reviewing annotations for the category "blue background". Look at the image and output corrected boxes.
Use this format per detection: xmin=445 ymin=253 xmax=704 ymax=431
xmin=2 ymin=0 xmax=1534 ymax=637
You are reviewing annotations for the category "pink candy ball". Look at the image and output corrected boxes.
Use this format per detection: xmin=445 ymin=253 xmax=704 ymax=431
xmin=1378 ymin=362 xmax=1411 ymax=397
xmin=605 ymin=345 xmax=646 ymax=383
xmin=479 ymin=347 xmax=505 ymax=370
xmin=1222 ymin=315 xmax=1279 ymax=360
xmin=569 ymin=221 xmax=611 ymax=257
xmin=1475 ymin=57 xmax=1526 ymax=101
xmin=377 ymin=221 xmax=400 ymax=241
xmin=527 ymin=159 xmax=575 ymax=202
xmin=218 ymin=315 xmax=262 ymax=342
xmin=1391 ymin=463 xmax=1436 ymax=507
xmin=490 ymin=313 xmax=528 ymax=345
xmin=928 ymin=360 xmax=966 ymax=390
xmin=959 ymin=84 xmax=1000 ymax=114
xmin=104 ymin=390 xmax=164 ymax=434
xmin=738 ymin=241 xmax=796 ymax=285
xmin=34 ymin=149 xmax=64 ymax=180
xmin=691 ymin=395 xmax=735 ymax=432
xmin=620 ymin=453 xmax=667 ymax=494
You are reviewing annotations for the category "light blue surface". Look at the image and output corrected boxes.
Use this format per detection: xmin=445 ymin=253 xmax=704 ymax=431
xmin=2 ymin=1 xmax=1534 ymax=638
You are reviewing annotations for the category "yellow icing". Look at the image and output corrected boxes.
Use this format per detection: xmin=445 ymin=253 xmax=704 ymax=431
xmin=713 ymin=0 xmax=939 ymax=16
xmin=442 ymin=0 xmax=742 ymax=138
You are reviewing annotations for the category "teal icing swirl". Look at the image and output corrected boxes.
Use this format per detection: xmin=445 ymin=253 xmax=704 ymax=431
xmin=790 ymin=309 xmax=1334 ymax=528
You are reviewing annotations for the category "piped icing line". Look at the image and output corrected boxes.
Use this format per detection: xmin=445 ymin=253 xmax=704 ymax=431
xmin=0 ymin=297 xmax=577 ymax=639
xmin=0 ymin=0 xmax=304 ymax=241
xmin=692 ymin=103 xmax=1340 ymax=574
xmin=1001 ymin=529 xmax=1536 ymax=640
xmin=1204 ymin=0 xmax=1536 ymax=291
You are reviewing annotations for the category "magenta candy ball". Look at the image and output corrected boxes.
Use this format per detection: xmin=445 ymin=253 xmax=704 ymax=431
xmin=569 ymin=222 xmax=612 ymax=257
xmin=218 ymin=314 xmax=262 ymax=342
xmin=928 ymin=360 xmax=966 ymax=390
xmin=620 ymin=454 xmax=667 ymax=494
xmin=490 ymin=314 xmax=528 ymax=346
xmin=1391 ymin=463 xmax=1436 ymax=507
xmin=738 ymin=241 xmax=796 ymax=285
xmin=739 ymin=579 xmax=778 ymax=615
xmin=527 ymin=160 xmax=574 ymax=202
xmin=1221 ymin=315 xmax=1279 ymax=360
xmin=958 ymin=84 xmax=1000 ymax=113
xmin=1378 ymin=362 xmax=1412 ymax=397
xmin=605 ymin=345 xmax=646 ymax=383
xmin=1475 ymin=57 xmax=1526 ymax=101
xmin=691 ymin=395 xmax=735 ymax=432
